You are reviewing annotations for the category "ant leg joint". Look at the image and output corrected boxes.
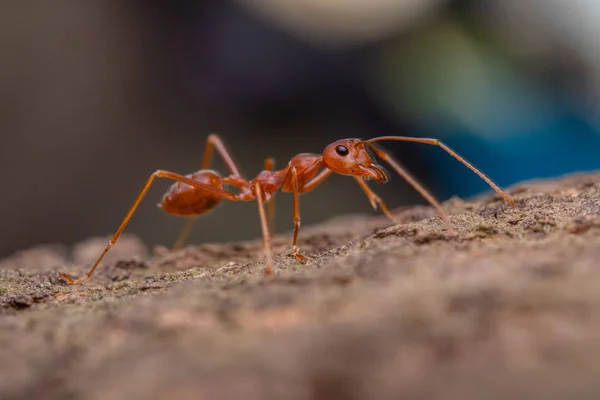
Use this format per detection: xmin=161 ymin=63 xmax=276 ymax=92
xmin=292 ymin=220 xmax=306 ymax=262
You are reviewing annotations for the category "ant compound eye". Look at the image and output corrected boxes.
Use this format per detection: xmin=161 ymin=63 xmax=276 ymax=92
xmin=335 ymin=145 xmax=349 ymax=156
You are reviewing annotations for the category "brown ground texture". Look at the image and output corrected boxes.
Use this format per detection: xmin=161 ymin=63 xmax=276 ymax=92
xmin=1 ymin=172 xmax=600 ymax=399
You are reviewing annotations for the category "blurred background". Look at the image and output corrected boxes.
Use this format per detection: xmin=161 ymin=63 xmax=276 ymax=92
xmin=1 ymin=0 xmax=600 ymax=258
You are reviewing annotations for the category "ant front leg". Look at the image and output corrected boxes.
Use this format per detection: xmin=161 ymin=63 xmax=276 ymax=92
xmin=172 ymin=133 xmax=245 ymax=251
xmin=353 ymin=177 xmax=400 ymax=225
xmin=59 ymin=170 xmax=236 ymax=284
xmin=367 ymin=144 xmax=456 ymax=236
xmin=367 ymin=136 xmax=514 ymax=206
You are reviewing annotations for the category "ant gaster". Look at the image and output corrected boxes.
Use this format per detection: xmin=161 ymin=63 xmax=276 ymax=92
xmin=59 ymin=134 xmax=514 ymax=284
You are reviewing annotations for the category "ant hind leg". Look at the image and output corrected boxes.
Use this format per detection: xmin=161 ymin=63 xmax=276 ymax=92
xmin=60 ymin=170 xmax=236 ymax=284
xmin=171 ymin=134 xmax=247 ymax=250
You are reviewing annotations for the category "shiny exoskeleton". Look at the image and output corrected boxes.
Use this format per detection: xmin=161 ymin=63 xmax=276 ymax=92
xmin=59 ymin=134 xmax=514 ymax=284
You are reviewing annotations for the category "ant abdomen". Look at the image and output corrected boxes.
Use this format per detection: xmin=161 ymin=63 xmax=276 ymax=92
xmin=159 ymin=170 xmax=223 ymax=216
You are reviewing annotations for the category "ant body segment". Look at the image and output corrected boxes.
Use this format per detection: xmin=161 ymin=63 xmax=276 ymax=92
xmin=59 ymin=134 xmax=514 ymax=284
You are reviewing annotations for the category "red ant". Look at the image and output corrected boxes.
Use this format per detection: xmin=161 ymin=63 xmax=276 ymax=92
xmin=59 ymin=134 xmax=514 ymax=284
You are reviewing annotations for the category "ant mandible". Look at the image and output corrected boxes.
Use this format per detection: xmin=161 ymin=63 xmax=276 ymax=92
xmin=59 ymin=134 xmax=514 ymax=284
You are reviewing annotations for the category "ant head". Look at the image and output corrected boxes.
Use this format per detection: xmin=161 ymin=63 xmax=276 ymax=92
xmin=322 ymin=139 xmax=388 ymax=183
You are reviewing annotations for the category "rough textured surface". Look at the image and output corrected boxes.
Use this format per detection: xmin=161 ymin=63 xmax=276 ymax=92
xmin=1 ymin=172 xmax=600 ymax=399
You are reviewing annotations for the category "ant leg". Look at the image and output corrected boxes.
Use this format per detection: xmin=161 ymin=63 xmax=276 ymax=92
xmin=254 ymin=182 xmax=274 ymax=277
xmin=366 ymin=146 xmax=456 ymax=236
xmin=60 ymin=170 xmax=236 ymax=284
xmin=264 ymin=157 xmax=276 ymax=235
xmin=170 ymin=216 xmax=198 ymax=251
xmin=201 ymin=133 xmax=243 ymax=176
xmin=367 ymin=136 xmax=514 ymax=206
xmin=353 ymin=177 xmax=400 ymax=224
xmin=287 ymin=167 xmax=306 ymax=262
xmin=302 ymin=168 xmax=332 ymax=192
xmin=276 ymin=167 xmax=331 ymax=262
xmin=172 ymin=133 xmax=246 ymax=250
